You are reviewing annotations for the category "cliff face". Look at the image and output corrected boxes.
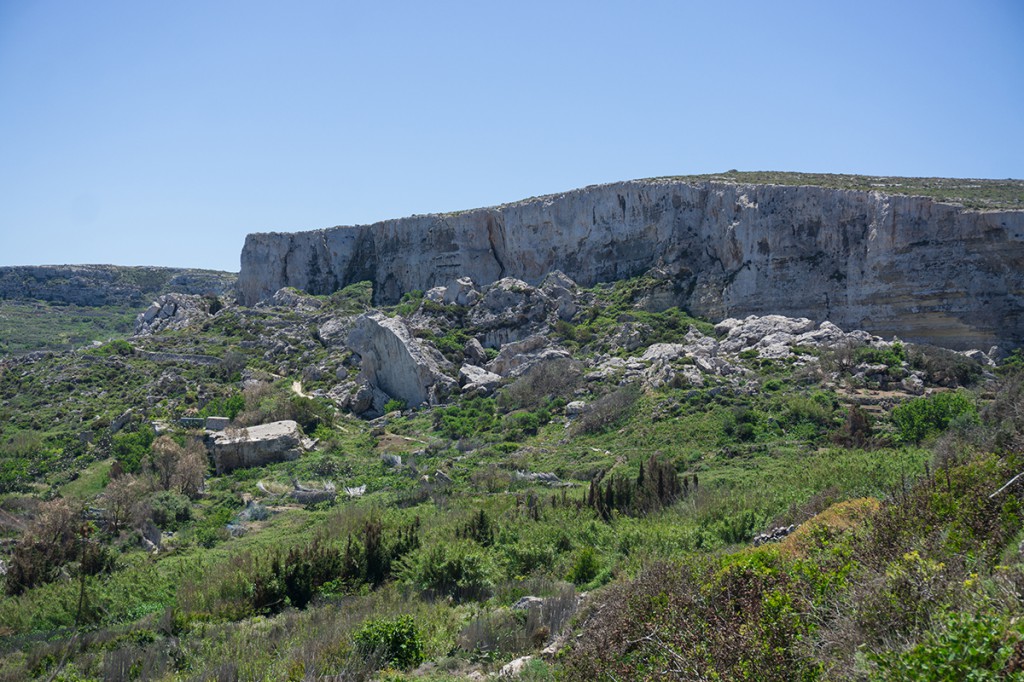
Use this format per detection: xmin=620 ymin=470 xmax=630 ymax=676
xmin=237 ymin=180 xmax=1024 ymax=350
xmin=0 ymin=265 xmax=237 ymax=307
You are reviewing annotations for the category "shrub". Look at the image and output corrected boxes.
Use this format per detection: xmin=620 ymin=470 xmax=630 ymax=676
xmin=503 ymin=410 xmax=541 ymax=441
xmin=200 ymin=392 xmax=245 ymax=420
xmin=567 ymin=546 xmax=600 ymax=585
xmin=110 ymin=426 xmax=155 ymax=474
xmin=398 ymin=541 xmax=493 ymax=601
xmin=498 ymin=357 xmax=583 ymax=412
xmin=434 ymin=397 xmax=496 ymax=440
xmin=147 ymin=490 xmax=192 ymax=530
xmin=868 ymin=612 xmax=1024 ymax=681
xmin=574 ymin=384 xmax=641 ymax=435
xmin=353 ymin=615 xmax=424 ymax=670
xmin=855 ymin=341 xmax=905 ymax=369
xmin=4 ymin=498 xmax=79 ymax=595
xmin=383 ymin=398 xmax=406 ymax=414
xmin=908 ymin=344 xmax=983 ymax=387
xmin=892 ymin=391 xmax=978 ymax=444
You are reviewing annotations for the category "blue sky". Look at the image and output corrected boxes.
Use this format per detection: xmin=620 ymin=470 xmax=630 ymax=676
xmin=1 ymin=1 xmax=1021 ymax=272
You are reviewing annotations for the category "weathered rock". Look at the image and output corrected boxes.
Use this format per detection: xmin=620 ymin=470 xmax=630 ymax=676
xmin=290 ymin=481 xmax=336 ymax=505
xmin=134 ymin=294 xmax=210 ymax=335
xmin=237 ymin=179 xmax=1024 ymax=350
xmin=0 ymin=265 xmax=235 ymax=307
xmin=640 ymin=343 xmax=688 ymax=364
xmin=565 ymin=400 xmax=586 ymax=417
xmin=512 ymin=596 xmax=545 ymax=610
xmin=424 ymin=286 xmax=446 ymax=303
xmin=468 ymin=278 xmax=552 ymax=347
xmin=718 ymin=315 xmax=817 ymax=353
xmin=209 ymin=420 xmax=302 ymax=474
xmin=347 ymin=312 xmax=456 ymax=408
xmin=443 ymin=277 xmax=481 ymax=306
xmin=459 ymin=364 xmax=502 ymax=395
xmin=541 ymin=270 xmax=578 ymax=321
xmin=272 ymin=287 xmax=323 ymax=310
xmin=464 ymin=337 xmax=488 ymax=365
xmin=499 ymin=656 xmax=535 ymax=679
xmin=486 ymin=335 xmax=570 ymax=377
xmin=317 ymin=317 xmax=354 ymax=348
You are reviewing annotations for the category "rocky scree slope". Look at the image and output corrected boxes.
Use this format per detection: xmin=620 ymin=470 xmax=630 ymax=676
xmin=246 ymin=274 xmax=997 ymax=419
xmin=238 ymin=176 xmax=1024 ymax=351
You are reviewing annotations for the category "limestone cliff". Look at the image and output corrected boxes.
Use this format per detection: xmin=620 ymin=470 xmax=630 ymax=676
xmin=237 ymin=179 xmax=1024 ymax=350
xmin=0 ymin=265 xmax=237 ymax=307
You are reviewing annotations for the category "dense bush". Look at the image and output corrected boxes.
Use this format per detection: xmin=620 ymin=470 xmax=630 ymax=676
xmin=434 ymin=396 xmax=496 ymax=440
xmin=110 ymin=426 xmax=155 ymax=473
xmin=398 ymin=541 xmax=493 ymax=601
xmin=908 ymin=344 xmax=984 ymax=387
xmin=353 ymin=615 xmax=424 ymax=670
xmin=892 ymin=390 xmax=978 ymax=443
xmin=868 ymin=612 xmax=1024 ymax=681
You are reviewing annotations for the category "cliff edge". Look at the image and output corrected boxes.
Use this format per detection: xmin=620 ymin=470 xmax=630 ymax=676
xmin=237 ymin=176 xmax=1024 ymax=350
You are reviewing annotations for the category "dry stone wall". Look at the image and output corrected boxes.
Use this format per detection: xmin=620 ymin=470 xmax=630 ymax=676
xmin=237 ymin=180 xmax=1024 ymax=349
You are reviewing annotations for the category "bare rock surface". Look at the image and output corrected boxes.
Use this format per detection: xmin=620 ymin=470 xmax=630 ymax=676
xmin=347 ymin=312 xmax=456 ymax=408
xmin=210 ymin=420 xmax=302 ymax=474
xmin=134 ymin=294 xmax=211 ymax=335
xmin=237 ymin=179 xmax=1024 ymax=350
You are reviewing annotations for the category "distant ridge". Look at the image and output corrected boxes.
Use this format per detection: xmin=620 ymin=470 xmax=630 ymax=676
xmin=0 ymin=265 xmax=237 ymax=307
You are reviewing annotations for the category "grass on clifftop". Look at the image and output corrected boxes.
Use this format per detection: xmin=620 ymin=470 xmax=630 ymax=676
xmin=652 ymin=170 xmax=1024 ymax=210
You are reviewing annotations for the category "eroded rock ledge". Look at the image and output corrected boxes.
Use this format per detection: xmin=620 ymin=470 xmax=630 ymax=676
xmin=238 ymin=178 xmax=1024 ymax=350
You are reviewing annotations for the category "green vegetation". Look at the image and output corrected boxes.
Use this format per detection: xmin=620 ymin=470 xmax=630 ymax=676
xmin=2 ymin=273 xmax=1024 ymax=680
xmin=0 ymin=300 xmax=139 ymax=355
xmin=652 ymin=170 xmax=1024 ymax=210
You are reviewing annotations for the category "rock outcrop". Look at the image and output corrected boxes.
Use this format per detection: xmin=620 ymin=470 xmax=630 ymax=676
xmin=346 ymin=312 xmax=457 ymax=409
xmin=0 ymin=265 xmax=236 ymax=307
xmin=134 ymin=293 xmax=212 ymax=336
xmin=209 ymin=420 xmax=303 ymax=474
xmin=237 ymin=179 xmax=1024 ymax=350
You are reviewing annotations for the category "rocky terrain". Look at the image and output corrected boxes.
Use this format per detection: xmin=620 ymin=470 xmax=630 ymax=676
xmin=237 ymin=174 xmax=1024 ymax=350
xmin=0 ymin=265 xmax=236 ymax=307
xmin=2 ymin=174 xmax=1024 ymax=681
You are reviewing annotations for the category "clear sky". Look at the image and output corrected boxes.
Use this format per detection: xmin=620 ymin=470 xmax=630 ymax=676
xmin=1 ymin=1 xmax=1022 ymax=272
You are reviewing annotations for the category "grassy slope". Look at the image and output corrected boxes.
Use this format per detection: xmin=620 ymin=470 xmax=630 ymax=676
xmin=0 ymin=279 xmax=1017 ymax=681
xmin=0 ymin=300 xmax=140 ymax=355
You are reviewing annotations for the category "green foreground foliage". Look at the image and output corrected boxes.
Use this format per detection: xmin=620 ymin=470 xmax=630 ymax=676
xmin=2 ymin=276 xmax=1023 ymax=680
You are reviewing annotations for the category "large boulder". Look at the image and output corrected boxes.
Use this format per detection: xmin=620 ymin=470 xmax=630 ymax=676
xmin=486 ymin=335 xmax=571 ymax=377
xmin=210 ymin=420 xmax=302 ymax=474
xmin=444 ymin=277 xmax=481 ymax=306
xmin=459 ymin=365 xmax=502 ymax=395
xmin=347 ymin=312 xmax=457 ymax=408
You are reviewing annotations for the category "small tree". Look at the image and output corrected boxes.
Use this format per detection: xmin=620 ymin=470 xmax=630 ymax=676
xmin=5 ymin=498 xmax=79 ymax=595
xmin=173 ymin=440 xmax=208 ymax=498
xmin=102 ymin=473 xmax=146 ymax=533
xmin=146 ymin=436 xmax=182 ymax=491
